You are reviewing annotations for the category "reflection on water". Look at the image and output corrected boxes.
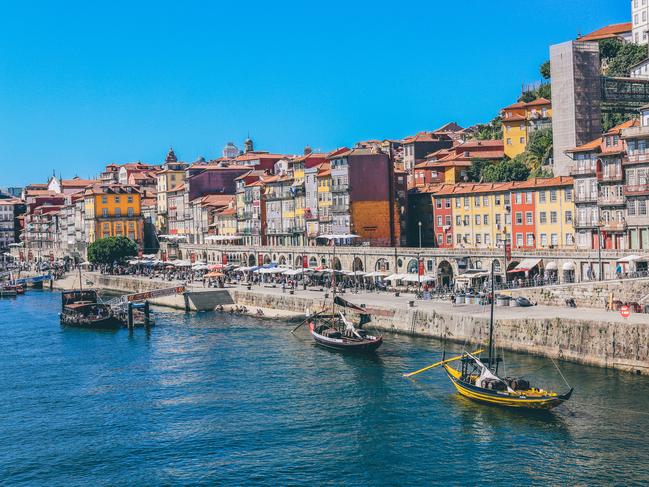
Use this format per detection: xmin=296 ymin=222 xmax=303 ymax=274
xmin=0 ymin=291 xmax=648 ymax=485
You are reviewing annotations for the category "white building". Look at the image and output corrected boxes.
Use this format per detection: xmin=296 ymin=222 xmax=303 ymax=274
xmin=632 ymin=0 xmax=649 ymax=45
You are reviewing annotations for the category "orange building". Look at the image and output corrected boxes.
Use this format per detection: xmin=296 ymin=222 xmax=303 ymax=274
xmin=84 ymin=184 xmax=143 ymax=243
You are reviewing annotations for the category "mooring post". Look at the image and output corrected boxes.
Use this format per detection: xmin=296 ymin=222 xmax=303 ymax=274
xmin=144 ymin=300 xmax=150 ymax=326
xmin=127 ymin=302 xmax=134 ymax=328
xmin=183 ymin=292 xmax=190 ymax=312
xmin=49 ymin=275 xmax=53 ymax=290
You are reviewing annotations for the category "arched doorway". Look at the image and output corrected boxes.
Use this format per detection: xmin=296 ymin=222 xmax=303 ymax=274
xmin=437 ymin=260 xmax=453 ymax=287
xmin=375 ymin=258 xmax=389 ymax=272
xmin=320 ymin=257 xmax=326 ymax=267
xmin=309 ymin=256 xmax=317 ymax=268
xmin=263 ymin=255 xmax=271 ymax=265
xmin=295 ymin=256 xmax=303 ymax=268
xmin=331 ymin=257 xmax=342 ymax=270
xmin=352 ymin=257 xmax=363 ymax=272
xmin=248 ymin=254 xmax=256 ymax=266
xmin=407 ymin=258 xmax=418 ymax=274
xmin=279 ymin=255 xmax=287 ymax=266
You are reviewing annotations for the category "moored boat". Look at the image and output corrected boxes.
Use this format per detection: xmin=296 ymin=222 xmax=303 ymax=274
xmin=60 ymin=289 xmax=122 ymax=330
xmin=308 ymin=311 xmax=382 ymax=352
xmin=405 ymin=261 xmax=572 ymax=411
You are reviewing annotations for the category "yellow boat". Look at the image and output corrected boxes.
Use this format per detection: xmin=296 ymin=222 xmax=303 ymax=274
xmin=404 ymin=261 xmax=573 ymax=411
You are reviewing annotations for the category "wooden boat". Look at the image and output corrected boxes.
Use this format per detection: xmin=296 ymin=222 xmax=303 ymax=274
xmin=405 ymin=261 xmax=572 ymax=411
xmin=0 ymin=287 xmax=18 ymax=297
xmin=60 ymin=289 xmax=122 ymax=330
xmin=308 ymin=310 xmax=383 ymax=352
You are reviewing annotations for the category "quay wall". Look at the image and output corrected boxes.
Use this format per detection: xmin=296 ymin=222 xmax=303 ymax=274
xmin=502 ymin=278 xmax=649 ymax=308
xmin=58 ymin=274 xmax=649 ymax=375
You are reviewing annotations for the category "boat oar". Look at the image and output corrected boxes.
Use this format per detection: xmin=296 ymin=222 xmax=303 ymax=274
xmin=290 ymin=310 xmax=322 ymax=334
xmin=403 ymin=349 xmax=484 ymax=378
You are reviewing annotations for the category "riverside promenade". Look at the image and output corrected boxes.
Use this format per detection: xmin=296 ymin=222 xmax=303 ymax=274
xmin=53 ymin=271 xmax=649 ymax=375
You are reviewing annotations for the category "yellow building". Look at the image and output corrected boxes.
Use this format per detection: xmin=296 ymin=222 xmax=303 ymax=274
xmin=156 ymin=148 xmax=187 ymax=232
xmin=316 ymin=163 xmax=332 ymax=235
xmin=501 ymin=98 xmax=552 ymax=158
xmin=526 ymin=177 xmax=575 ymax=249
xmin=84 ymin=184 xmax=142 ymax=243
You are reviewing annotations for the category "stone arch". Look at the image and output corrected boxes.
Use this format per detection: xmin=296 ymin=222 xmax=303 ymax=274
xmin=309 ymin=256 xmax=318 ymax=268
xmin=248 ymin=254 xmax=256 ymax=266
xmin=437 ymin=260 xmax=453 ymax=287
xmin=352 ymin=257 xmax=364 ymax=272
xmin=202 ymin=251 xmax=207 ymax=261
xmin=492 ymin=259 xmax=502 ymax=274
xmin=177 ymin=250 xmax=183 ymax=260
xmin=320 ymin=257 xmax=327 ymax=267
xmin=406 ymin=258 xmax=418 ymax=274
xmin=375 ymin=258 xmax=389 ymax=272
xmin=332 ymin=257 xmax=342 ymax=270
xmin=264 ymin=255 xmax=271 ymax=265
xmin=279 ymin=255 xmax=287 ymax=266
xmin=295 ymin=256 xmax=303 ymax=268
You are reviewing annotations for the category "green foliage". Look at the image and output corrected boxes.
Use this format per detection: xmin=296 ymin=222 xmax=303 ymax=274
xmin=481 ymin=158 xmax=530 ymax=182
xmin=518 ymin=82 xmax=551 ymax=102
xmin=602 ymin=112 xmax=634 ymax=132
xmin=540 ymin=60 xmax=551 ymax=80
xmin=599 ymin=38 xmax=622 ymax=61
xmin=525 ymin=128 xmax=553 ymax=172
xmin=475 ymin=116 xmax=502 ymax=141
xmin=87 ymin=236 xmax=138 ymax=265
xmin=467 ymin=159 xmax=491 ymax=182
xmin=603 ymin=42 xmax=646 ymax=77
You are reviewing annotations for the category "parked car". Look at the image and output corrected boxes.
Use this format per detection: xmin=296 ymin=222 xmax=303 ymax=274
xmin=516 ymin=296 xmax=534 ymax=307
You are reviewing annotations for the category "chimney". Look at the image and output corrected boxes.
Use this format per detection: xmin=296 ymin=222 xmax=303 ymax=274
xmin=304 ymin=145 xmax=312 ymax=155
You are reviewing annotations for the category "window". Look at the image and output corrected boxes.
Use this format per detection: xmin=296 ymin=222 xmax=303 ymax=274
xmin=495 ymin=195 xmax=501 ymax=206
xmin=464 ymin=197 xmax=469 ymax=208
xmin=628 ymin=200 xmax=637 ymax=216
xmin=539 ymin=191 xmax=546 ymax=203
xmin=565 ymin=211 xmax=573 ymax=223
xmin=446 ymin=234 xmax=452 ymax=245
xmin=457 ymin=234 xmax=463 ymax=244
xmin=115 ymin=208 xmax=121 ymax=217
xmin=115 ymin=196 xmax=120 ymax=203
xmin=485 ymin=234 xmax=491 ymax=246
xmin=436 ymin=199 xmax=442 ymax=209
xmin=475 ymin=215 xmax=481 ymax=225
xmin=437 ymin=216 xmax=442 ymax=227
xmin=495 ymin=214 xmax=502 ymax=225
xmin=640 ymin=199 xmax=647 ymax=215
xmin=127 ymin=196 xmax=133 ymax=203
xmin=474 ymin=196 xmax=480 ymax=207
xmin=526 ymin=233 xmax=534 ymax=246
xmin=565 ymin=188 xmax=573 ymax=201
xmin=539 ymin=212 xmax=547 ymax=224
xmin=525 ymin=192 xmax=532 ymax=204
xmin=540 ymin=233 xmax=548 ymax=246
xmin=519 ymin=137 xmax=525 ymax=144
xmin=437 ymin=234 xmax=443 ymax=245
xmin=476 ymin=234 xmax=482 ymax=245
xmin=550 ymin=211 xmax=557 ymax=224
xmin=445 ymin=216 xmax=451 ymax=226
xmin=455 ymin=198 xmax=461 ymax=208
xmin=515 ymin=212 xmax=522 ymax=224
xmin=456 ymin=216 xmax=462 ymax=226
xmin=445 ymin=198 xmax=451 ymax=208
xmin=127 ymin=207 xmax=134 ymax=217
xmin=483 ymin=196 xmax=489 ymax=206
xmin=464 ymin=215 xmax=470 ymax=226
xmin=566 ymin=233 xmax=574 ymax=246
xmin=102 ymin=208 xmax=108 ymax=217
xmin=507 ymin=138 xmax=512 ymax=145
xmin=483 ymin=215 xmax=489 ymax=225
xmin=526 ymin=212 xmax=533 ymax=224
xmin=551 ymin=233 xmax=558 ymax=246
xmin=515 ymin=193 xmax=522 ymax=204
xmin=550 ymin=189 xmax=557 ymax=202
xmin=101 ymin=196 xmax=107 ymax=204
xmin=516 ymin=233 xmax=523 ymax=247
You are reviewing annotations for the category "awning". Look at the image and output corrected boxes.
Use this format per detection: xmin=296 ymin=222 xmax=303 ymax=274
xmin=317 ymin=234 xmax=359 ymax=240
xmin=507 ymin=258 xmax=542 ymax=274
xmin=562 ymin=262 xmax=576 ymax=271
xmin=365 ymin=271 xmax=389 ymax=278
xmin=545 ymin=262 xmax=558 ymax=271
xmin=616 ymin=254 xmax=644 ymax=263
xmin=385 ymin=273 xmax=407 ymax=281
xmin=401 ymin=274 xmax=435 ymax=283
xmin=283 ymin=269 xmax=304 ymax=276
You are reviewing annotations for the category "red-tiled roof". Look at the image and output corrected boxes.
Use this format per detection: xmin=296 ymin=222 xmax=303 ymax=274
xmin=579 ymin=23 xmax=632 ymax=42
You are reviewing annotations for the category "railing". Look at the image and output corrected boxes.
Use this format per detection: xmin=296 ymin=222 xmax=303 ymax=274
xmin=574 ymin=220 xmax=598 ymax=229
xmin=574 ymin=194 xmax=597 ymax=203
xmin=331 ymin=204 xmax=348 ymax=213
xmin=598 ymin=195 xmax=625 ymax=206
xmin=625 ymin=152 xmax=649 ymax=165
xmin=624 ymin=184 xmax=649 ymax=195
xmin=570 ymin=165 xmax=597 ymax=176
xmin=598 ymin=172 xmax=623 ymax=182
xmin=601 ymin=221 xmax=627 ymax=232
xmin=331 ymin=184 xmax=349 ymax=193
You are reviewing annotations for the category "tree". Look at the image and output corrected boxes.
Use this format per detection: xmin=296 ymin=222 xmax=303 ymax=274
xmin=475 ymin=116 xmax=502 ymax=140
xmin=540 ymin=60 xmax=551 ymax=80
xmin=604 ymin=42 xmax=646 ymax=77
xmin=599 ymin=38 xmax=622 ymax=61
xmin=87 ymin=236 xmax=138 ymax=265
xmin=525 ymin=128 xmax=553 ymax=172
xmin=467 ymin=159 xmax=491 ymax=182
xmin=481 ymin=158 xmax=530 ymax=182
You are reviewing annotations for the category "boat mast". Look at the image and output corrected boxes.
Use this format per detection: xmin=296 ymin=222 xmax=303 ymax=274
xmin=487 ymin=259 xmax=495 ymax=371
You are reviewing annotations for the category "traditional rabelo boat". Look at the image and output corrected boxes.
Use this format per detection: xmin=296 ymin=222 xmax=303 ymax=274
xmin=294 ymin=234 xmax=383 ymax=353
xmin=405 ymin=262 xmax=573 ymax=410
xmin=60 ymin=289 xmax=121 ymax=329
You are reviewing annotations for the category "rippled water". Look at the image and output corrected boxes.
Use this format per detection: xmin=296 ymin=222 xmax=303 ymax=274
xmin=1 ymin=291 xmax=649 ymax=485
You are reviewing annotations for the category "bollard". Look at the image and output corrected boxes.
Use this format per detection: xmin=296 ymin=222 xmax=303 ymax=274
xmin=127 ymin=302 xmax=134 ymax=328
xmin=183 ymin=292 xmax=190 ymax=312
xmin=144 ymin=300 xmax=150 ymax=326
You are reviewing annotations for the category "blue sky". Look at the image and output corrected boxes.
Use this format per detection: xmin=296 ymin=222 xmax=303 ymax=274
xmin=0 ymin=0 xmax=629 ymax=186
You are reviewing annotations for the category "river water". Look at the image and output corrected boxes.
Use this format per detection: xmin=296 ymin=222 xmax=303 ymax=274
xmin=1 ymin=291 xmax=649 ymax=486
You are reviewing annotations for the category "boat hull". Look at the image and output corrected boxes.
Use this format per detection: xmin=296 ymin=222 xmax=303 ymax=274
xmin=60 ymin=314 xmax=123 ymax=330
xmin=309 ymin=325 xmax=383 ymax=352
xmin=443 ymin=365 xmax=571 ymax=410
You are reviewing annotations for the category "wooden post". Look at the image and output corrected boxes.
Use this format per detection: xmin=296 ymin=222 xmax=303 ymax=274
xmin=144 ymin=300 xmax=150 ymax=327
xmin=49 ymin=276 xmax=53 ymax=290
xmin=127 ymin=302 xmax=134 ymax=328
xmin=183 ymin=292 xmax=190 ymax=312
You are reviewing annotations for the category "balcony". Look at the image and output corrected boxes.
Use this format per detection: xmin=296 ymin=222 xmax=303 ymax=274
xmin=331 ymin=184 xmax=349 ymax=193
xmin=621 ymin=124 xmax=649 ymax=140
xmin=265 ymin=191 xmax=292 ymax=201
xmin=570 ymin=165 xmax=597 ymax=177
xmin=624 ymin=152 xmax=649 ymax=165
xmin=601 ymin=221 xmax=627 ymax=232
xmin=598 ymin=172 xmax=623 ymax=182
xmin=319 ymin=215 xmax=333 ymax=223
xmin=624 ymin=184 xmax=649 ymax=196
xmin=574 ymin=219 xmax=598 ymax=230
xmin=574 ymin=194 xmax=597 ymax=204
xmin=331 ymin=204 xmax=349 ymax=213
xmin=598 ymin=195 xmax=625 ymax=206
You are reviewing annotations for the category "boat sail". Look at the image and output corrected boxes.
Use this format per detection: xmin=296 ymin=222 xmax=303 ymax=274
xmin=405 ymin=261 xmax=573 ymax=410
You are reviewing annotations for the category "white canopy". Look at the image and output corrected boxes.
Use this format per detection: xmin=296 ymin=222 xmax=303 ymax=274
xmin=545 ymin=262 xmax=558 ymax=271
xmin=158 ymin=235 xmax=188 ymax=241
xmin=316 ymin=234 xmax=359 ymax=240
xmin=283 ymin=269 xmax=304 ymax=276
xmin=205 ymin=235 xmax=244 ymax=242
xmin=172 ymin=260 xmax=192 ymax=267
xmin=8 ymin=243 xmax=23 ymax=247
xmin=616 ymin=254 xmax=645 ymax=263
xmin=192 ymin=264 xmax=209 ymax=271
xmin=254 ymin=267 xmax=286 ymax=274
xmin=365 ymin=271 xmax=389 ymax=278
xmin=562 ymin=261 xmax=576 ymax=271
xmin=385 ymin=273 xmax=407 ymax=281
xmin=508 ymin=258 xmax=542 ymax=274
xmin=401 ymin=274 xmax=435 ymax=283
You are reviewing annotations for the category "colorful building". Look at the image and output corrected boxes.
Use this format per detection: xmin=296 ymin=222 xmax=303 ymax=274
xmin=83 ymin=184 xmax=142 ymax=244
xmin=502 ymin=98 xmax=552 ymax=158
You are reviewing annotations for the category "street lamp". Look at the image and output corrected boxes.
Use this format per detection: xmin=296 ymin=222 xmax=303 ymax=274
xmin=418 ymin=221 xmax=422 ymax=248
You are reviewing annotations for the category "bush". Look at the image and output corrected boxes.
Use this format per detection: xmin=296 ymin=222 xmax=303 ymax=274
xmin=87 ymin=236 xmax=138 ymax=265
